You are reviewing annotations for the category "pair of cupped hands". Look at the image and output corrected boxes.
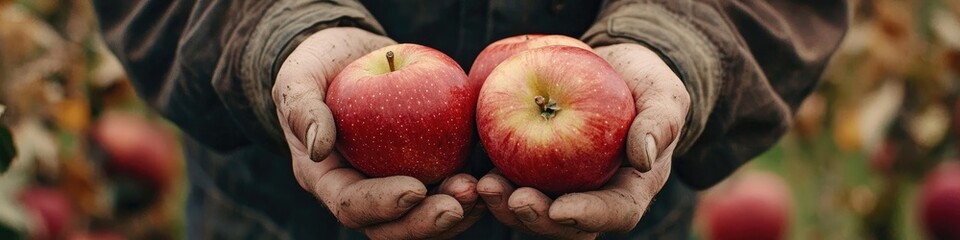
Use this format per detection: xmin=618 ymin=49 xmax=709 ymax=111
xmin=272 ymin=27 xmax=690 ymax=239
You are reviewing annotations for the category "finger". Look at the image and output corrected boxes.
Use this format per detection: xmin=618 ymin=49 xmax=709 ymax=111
xmin=433 ymin=174 xmax=485 ymax=239
xmin=477 ymin=170 xmax=524 ymax=228
xmin=435 ymin=203 xmax=488 ymax=239
xmin=290 ymin=152 xmax=428 ymax=229
xmin=363 ymin=194 xmax=464 ymax=240
xmin=331 ymin=175 xmax=429 ymax=228
xmin=625 ymin=96 xmax=686 ymax=172
xmin=436 ymin=174 xmax=479 ymax=213
xmin=549 ymin=161 xmax=672 ymax=233
xmin=508 ymin=188 xmax=596 ymax=239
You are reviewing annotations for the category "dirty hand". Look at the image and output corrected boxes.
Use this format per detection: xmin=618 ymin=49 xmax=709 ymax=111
xmin=477 ymin=43 xmax=688 ymax=239
xmin=272 ymin=27 xmax=484 ymax=239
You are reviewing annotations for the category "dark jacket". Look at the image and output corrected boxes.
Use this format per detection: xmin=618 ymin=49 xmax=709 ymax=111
xmin=93 ymin=0 xmax=848 ymax=239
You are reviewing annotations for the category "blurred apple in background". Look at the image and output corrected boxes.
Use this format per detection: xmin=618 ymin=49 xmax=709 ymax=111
xmin=68 ymin=230 xmax=125 ymax=240
xmin=468 ymin=34 xmax=591 ymax=93
xmin=917 ymin=160 xmax=960 ymax=240
xmin=698 ymin=171 xmax=792 ymax=240
xmin=869 ymin=140 xmax=897 ymax=175
xmin=90 ymin=112 xmax=177 ymax=215
xmin=18 ymin=186 xmax=73 ymax=240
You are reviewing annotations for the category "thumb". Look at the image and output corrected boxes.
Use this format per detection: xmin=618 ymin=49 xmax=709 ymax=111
xmin=597 ymin=44 xmax=690 ymax=172
xmin=273 ymin=71 xmax=336 ymax=162
xmin=272 ymin=28 xmax=395 ymax=161
xmin=624 ymin=66 xmax=689 ymax=172
xmin=626 ymin=97 xmax=686 ymax=172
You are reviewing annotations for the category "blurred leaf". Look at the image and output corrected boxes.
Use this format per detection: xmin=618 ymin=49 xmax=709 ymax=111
xmin=0 ymin=153 xmax=30 ymax=240
xmin=794 ymin=93 xmax=827 ymax=140
xmin=858 ymin=79 xmax=905 ymax=152
xmin=51 ymin=99 xmax=89 ymax=133
xmin=89 ymin=41 xmax=125 ymax=88
xmin=908 ymin=103 xmax=950 ymax=149
xmin=0 ymin=223 xmax=25 ymax=240
xmin=0 ymin=126 xmax=13 ymax=173
xmin=0 ymin=105 xmax=14 ymax=173
xmin=834 ymin=106 xmax=862 ymax=152
xmin=932 ymin=9 xmax=960 ymax=50
xmin=13 ymin=119 xmax=59 ymax=172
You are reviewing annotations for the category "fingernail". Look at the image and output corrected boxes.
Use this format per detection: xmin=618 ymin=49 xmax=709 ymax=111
xmin=435 ymin=211 xmax=462 ymax=229
xmin=398 ymin=191 xmax=424 ymax=209
xmin=644 ymin=134 xmax=658 ymax=165
xmin=479 ymin=192 xmax=502 ymax=207
xmin=513 ymin=206 xmax=539 ymax=222
xmin=557 ymin=219 xmax=577 ymax=226
xmin=306 ymin=122 xmax=321 ymax=162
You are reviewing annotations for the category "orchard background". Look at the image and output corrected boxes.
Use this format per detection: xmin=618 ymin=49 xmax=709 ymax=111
xmin=0 ymin=0 xmax=958 ymax=239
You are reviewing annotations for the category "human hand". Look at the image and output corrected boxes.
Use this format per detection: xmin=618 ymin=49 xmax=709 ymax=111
xmin=477 ymin=43 xmax=689 ymax=239
xmin=272 ymin=27 xmax=485 ymax=239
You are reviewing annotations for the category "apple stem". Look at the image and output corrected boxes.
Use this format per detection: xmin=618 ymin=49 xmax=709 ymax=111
xmin=534 ymin=95 xmax=560 ymax=120
xmin=386 ymin=51 xmax=396 ymax=72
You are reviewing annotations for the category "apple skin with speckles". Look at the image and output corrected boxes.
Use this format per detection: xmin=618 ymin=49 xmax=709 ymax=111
xmin=468 ymin=34 xmax=591 ymax=94
xmin=476 ymin=46 xmax=635 ymax=195
xmin=327 ymin=43 xmax=475 ymax=184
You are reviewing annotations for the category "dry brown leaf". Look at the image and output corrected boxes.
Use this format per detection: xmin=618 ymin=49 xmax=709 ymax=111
xmin=794 ymin=92 xmax=826 ymax=140
xmin=834 ymin=106 xmax=862 ymax=152
xmin=857 ymin=79 xmax=905 ymax=153
xmin=50 ymin=99 xmax=89 ymax=133
xmin=868 ymin=0 xmax=920 ymax=79
xmin=848 ymin=186 xmax=876 ymax=215
xmin=61 ymin=157 xmax=108 ymax=218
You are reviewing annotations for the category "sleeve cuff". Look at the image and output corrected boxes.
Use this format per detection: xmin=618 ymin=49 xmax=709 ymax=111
xmin=214 ymin=0 xmax=385 ymax=153
xmin=581 ymin=2 xmax=723 ymax=156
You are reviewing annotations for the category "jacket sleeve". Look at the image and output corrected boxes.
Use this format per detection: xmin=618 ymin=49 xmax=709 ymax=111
xmin=92 ymin=0 xmax=384 ymax=153
xmin=581 ymin=0 xmax=848 ymax=189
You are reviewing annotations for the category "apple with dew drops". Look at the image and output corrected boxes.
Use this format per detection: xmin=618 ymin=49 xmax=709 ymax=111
xmin=327 ymin=44 xmax=475 ymax=184
xmin=476 ymin=45 xmax=635 ymax=195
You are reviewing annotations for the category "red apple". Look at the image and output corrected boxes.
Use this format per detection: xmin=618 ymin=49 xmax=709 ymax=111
xmin=91 ymin=112 xmax=176 ymax=192
xmin=468 ymin=35 xmax=591 ymax=93
xmin=91 ymin=112 xmax=177 ymax=216
xmin=918 ymin=161 xmax=960 ymax=240
xmin=19 ymin=187 xmax=73 ymax=240
xmin=327 ymin=44 xmax=475 ymax=184
xmin=476 ymin=46 xmax=635 ymax=195
xmin=698 ymin=171 xmax=792 ymax=240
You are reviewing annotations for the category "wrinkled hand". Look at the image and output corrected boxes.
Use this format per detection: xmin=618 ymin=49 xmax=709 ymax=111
xmin=477 ymin=43 xmax=689 ymax=239
xmin=272 ymin=27 xmax=485 ymax=239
